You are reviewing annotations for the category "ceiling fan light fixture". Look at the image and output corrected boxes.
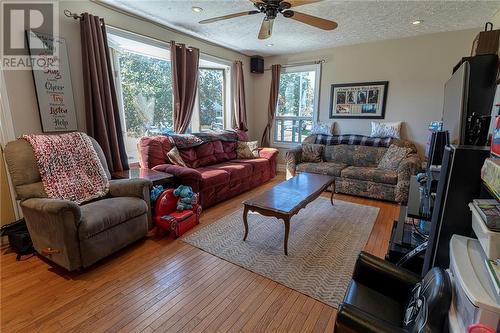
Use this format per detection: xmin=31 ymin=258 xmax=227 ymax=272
xmin=192 ymin=6 xmax=204 ymax=13
xmin=412 ymin=19 xmax=423 ymax=25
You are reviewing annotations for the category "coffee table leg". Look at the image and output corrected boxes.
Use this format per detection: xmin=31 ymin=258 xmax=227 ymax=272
xmin=283 ymin=217 xmax=290 ymax=256
xmin=330 ymin=181 xmax=335 ymax=206
xmin=243 ymin=205 xmax=249 ymax=241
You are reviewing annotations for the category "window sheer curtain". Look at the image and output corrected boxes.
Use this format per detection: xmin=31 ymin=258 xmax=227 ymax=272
xmin=80 ymin=13 xmax=128 ymax=172
xmin=261 ymin=64 xmax=282 ymax=147
xmin=170 ymin=41 xmax=200 ymax=134
xmin=234 ymin=61 xmax=248 ymax=131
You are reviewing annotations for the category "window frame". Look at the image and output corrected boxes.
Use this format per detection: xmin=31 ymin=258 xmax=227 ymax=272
xmin=107 ymin=26 xmax=234 ymax=163
xmin=272 ymin=63 xmax=321 ymax=148
xmin=192 ymin=65 xmax=230 ymax=132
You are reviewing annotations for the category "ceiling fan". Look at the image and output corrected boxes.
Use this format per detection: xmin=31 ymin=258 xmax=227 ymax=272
xmin=199 ymin=0 xmax=337 ymax=40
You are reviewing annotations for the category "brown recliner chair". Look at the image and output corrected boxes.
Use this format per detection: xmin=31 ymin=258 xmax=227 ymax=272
xmin=4 ymin=137 xmax=152 ymax=271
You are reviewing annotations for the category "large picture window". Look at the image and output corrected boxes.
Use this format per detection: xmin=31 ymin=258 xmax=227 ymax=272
xmin=108 ymin=28 xmax=231 ymax=162
xmin=198 ymin=69 xmax=224 ymax=131
xmin=274 ymin=64 xmax=320 ymax=145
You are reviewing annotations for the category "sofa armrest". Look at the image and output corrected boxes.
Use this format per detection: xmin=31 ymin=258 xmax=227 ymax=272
xmin=284 ymin=146 xmax=302 ymax=179
xmin=259 ymin=147 xmax=279 ymax=160
xmin=335 ymin=303 xmax=406 ymax=333
xmin=109 ymin=178 xmax=152 ymax=200
xmin=152 ymin=164 xmax=202 ymax=192
xmin=395 ymin=154 xmax=422 ymax=203
xmin=21 ymin=198 xmax=82 ymax=271
xmin=352 ymin=252 xmax=421 ymax=303
xmin=22 ymin=198 xmax=81 ymax=221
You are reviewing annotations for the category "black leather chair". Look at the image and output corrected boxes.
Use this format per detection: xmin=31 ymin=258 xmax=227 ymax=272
xmin=335 ymin=252 xmax=452 ymax=333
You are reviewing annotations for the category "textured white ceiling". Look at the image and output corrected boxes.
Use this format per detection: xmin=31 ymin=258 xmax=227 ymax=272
xmin=102 ymin=0 xmax=500 ymax=56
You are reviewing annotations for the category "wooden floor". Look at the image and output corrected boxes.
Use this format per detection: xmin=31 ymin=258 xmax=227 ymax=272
xmin=0 ymin=175 xmax=399 ymax=333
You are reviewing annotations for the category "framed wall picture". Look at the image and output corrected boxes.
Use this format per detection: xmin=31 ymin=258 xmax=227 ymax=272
xmin=26 ymin=30 xmax=78 ymax=132
xmin=329 ymin=81 xmax=388 ymax=119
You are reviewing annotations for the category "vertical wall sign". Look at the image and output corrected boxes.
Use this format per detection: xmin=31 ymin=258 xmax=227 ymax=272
xmin=27 ymin=30 xmax=77 ymax=132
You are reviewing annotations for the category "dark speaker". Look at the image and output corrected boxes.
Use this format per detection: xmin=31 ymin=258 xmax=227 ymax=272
xmin=422 ymin=145 xmax=490 ymax=274
xmin=250 ymin=56 xmax=264 ymax=74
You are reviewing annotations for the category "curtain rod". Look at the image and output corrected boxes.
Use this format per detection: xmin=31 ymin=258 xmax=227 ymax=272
xmin=63 ymin=9 xmax=236 ymax=63
xmin=264 ymin=59 xmax=325 ymax=71
xmin=106 ymin=25 xmax=233 ymax=62
xmin=90 ymin=0 xmax=249 ymax=58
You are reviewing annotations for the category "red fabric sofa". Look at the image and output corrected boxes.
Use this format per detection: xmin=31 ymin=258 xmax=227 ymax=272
xmin=138 ymin=131 xmax=278 ymax=209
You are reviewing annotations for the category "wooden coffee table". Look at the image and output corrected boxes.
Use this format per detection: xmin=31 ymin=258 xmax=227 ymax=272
xmin=242 ymin=173 xmax=335 ymax=255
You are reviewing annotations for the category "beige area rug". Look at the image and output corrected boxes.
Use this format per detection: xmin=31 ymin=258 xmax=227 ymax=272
xmin=182 ymin=198 xmax=379 ymax=308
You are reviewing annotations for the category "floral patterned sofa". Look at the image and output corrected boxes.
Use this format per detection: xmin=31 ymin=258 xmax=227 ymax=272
xmin=285 ymin=134 xmax=421 ymax=203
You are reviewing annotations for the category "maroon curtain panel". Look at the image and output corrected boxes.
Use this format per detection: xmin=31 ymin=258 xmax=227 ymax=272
xmin=170 ymin=41 xmax=200 ymax=134
xmin=234 ymin=61 xmax=248 ymax=131
xmin=261 ymin=64 xmax=282 ymax=147
xmin=80 ymin=13 xmax=128 ymax=172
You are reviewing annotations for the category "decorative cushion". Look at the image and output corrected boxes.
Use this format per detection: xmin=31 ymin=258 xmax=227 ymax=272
xmin=311 ymin=122 xmax=334 ymax=135
xmin=371 ymin=121 xmax=402 ymax=139
xmin=167 ymin=146 xmax=187 ymax=167
xmin=378 ymin=144 xmax=410 ymax=170
xmin=301 ymin=144 xmax=324 ymax=163
xmin=236 ymin=141 xmax=259 ymax=159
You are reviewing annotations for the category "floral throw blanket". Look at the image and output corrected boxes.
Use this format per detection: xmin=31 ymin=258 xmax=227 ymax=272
xmin=22 ymin=132 xmax=109 ymax=204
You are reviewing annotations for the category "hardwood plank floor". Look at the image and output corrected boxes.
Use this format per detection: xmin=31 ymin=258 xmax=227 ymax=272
xmin=0 ymin=174 xmax=399 ymax=332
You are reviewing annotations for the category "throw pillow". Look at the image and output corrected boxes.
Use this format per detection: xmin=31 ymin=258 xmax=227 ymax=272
xmin=378 ymin=144 xmax=410 ymax=170
xmin=167 ymin=146 xmax=187 ymax=167
xmin=311 ymin=122 xmax=334 ymax=135
xmin=302 ymin=144 xmax=324 ymax=163
xmin=236 ymin=141 xmax=259 ymax=159
xmin=371 ymin=121 xmax=402 ymax=139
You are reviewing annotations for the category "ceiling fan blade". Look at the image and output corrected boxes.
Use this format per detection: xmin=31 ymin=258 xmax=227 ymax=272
xmin=287 ymin=0 xmax=322 ymax=7
xmin=199 ymin=10 xmax=259 ymax=24
xmin=289 ymin=11 xmax=337 ymax=30
xmin=258 ymin=18 xmax=274 ymax=40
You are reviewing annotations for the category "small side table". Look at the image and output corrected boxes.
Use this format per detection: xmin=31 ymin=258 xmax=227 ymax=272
xmin=112 ymin=168 xmax=174 ymax=187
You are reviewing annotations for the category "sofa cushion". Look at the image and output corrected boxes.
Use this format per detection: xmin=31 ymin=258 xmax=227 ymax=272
xmin=352 ymin=146 xmax=388 ymax=167
xmin=197 ymin=167 xmax=230 ymax=189
xmin=229 ymin=158 xmax=269 ymax=173
xmin=296 ymin=162 xmax=347 ymax=177
xmin=341 ymin=166 xmax=398 ymax=185
xmin=79 ymin=197 xmax=148 ymax=240
xmin=207 ymin=162 xmax=253 ymax=181
xmin=138 ymin=136 xmax=173 ymax=169
xmin=302 ymin=144 xmax=324 ymax=163
xmin=378 ymin=144 xmax=411 ymax=170
xmin=324 ymin=145 xmax=354 ymax=165
xmin=323 ymin=144 xmax=387 ymax=167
